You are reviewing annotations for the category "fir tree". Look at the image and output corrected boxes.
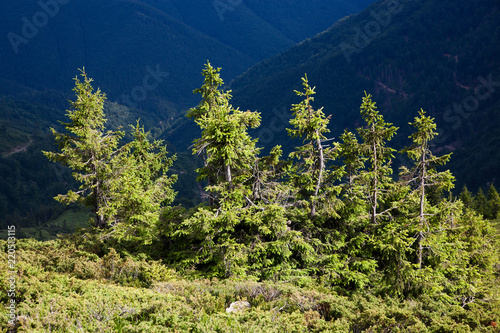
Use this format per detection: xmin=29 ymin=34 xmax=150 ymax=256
xmin=43 ymin=69 xmax=123 ymax=229
xmin=400 ymin=109 xmax=454 ymax=268
xmin=187 ymin=61 xmax=261 ymax=207
xmin=486 ymin=184 xmax=500 ymax=220
xmin=474 ymin=188 xmax=488 ymax=217
xmin=107 ymin=122 xmax=177 ymax=242
xmin=44 ymin=70 xmax=177 ymax=232
xmin=357 ymin=92 xmax=398 ymax=225
xmin=287 ymin=75 xmax=336 ymax=217
xmin=459 ymin=185 xmax=474 ymax=210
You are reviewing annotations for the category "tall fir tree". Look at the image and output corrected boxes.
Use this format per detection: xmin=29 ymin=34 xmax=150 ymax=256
xmin=357 ymin=92 xmax=398 ymax=225
xmin=44 ymin=70 xmax=177 ymax=232
xmin=287 ymin=75 xmax=336 ymax=217
xmin=43 ymin=69 xmax=123 ymax=229
xmin=400 ymin=109 xmax=454 ymax=269
xmin=187 ymin=61 xmax=261 ymax=207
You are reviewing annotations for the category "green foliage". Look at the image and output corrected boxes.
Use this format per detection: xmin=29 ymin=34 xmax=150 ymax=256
xmin=1 ymin=238 xmax=498 ymax=332
xmin=287 ymin=75 xmax=340 ymax=217
xmin=357 ymin=92 xmax=399 ymax=225
xmin=400 ymin=108 xmax=455 ymax=270
xmin=105 ymin=122 xmax=177 ymax=245
xmin=475 ymin=188 xmax=489 ymax=218
xmin=486 ymin=184 xmax=500 ymax=220
xmin=44 ymin=70 xmax=176 ymax=233
xmin=187 ymin=61 xmax=261 ymax=206
xmin=4 ymin=65 xmax=500 ymax=331
xmin=43 ymin=70 xmax=125 ymax=228
xmin=459 ymin=186 xmax=475 ymax=210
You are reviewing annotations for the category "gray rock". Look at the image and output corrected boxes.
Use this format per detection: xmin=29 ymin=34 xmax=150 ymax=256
xmin=226 ymin=301 xmax=251 ymax=313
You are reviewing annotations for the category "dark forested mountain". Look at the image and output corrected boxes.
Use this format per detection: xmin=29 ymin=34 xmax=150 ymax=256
xmin=228 ymin=0 xmax=500 ymax=192
xmin=0 ymin=0 xmax=376 ymax=228
xmin=0 ymin=0 xmax=375 ymax=109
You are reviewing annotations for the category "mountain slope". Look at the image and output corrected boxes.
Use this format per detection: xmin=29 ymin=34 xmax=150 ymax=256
xmin=0 ymin=0 xmax=255 ymax=112
xmin=140 ymin=0 xmax=376 ymax=61
xmin=228 ymin=0 xmax=500 ymax=191
xmin=0 ymin=0 xmax=377 ymax=111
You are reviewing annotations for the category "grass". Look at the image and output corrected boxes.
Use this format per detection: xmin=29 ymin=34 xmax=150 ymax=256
xmin=1 ymin=208 xmax=91 ymax=242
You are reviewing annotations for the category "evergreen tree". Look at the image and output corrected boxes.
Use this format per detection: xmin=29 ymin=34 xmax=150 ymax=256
xmin=44 ymin=70 xmax=177 ymax=233
xmin=168 ymin=62 xmax=314 ymax=279
xmin=338 ymin=130 xmax=365 ymax=192
xmin=287 ymin=75 xmax=336 ymax=217
xmin=400 ymin=109 xmax=454 ymax=269
xmin=474 ymin=187 xmax=488 ymax=217
xmin=486 ymin=184 xmax=500 ymax=220
xmin=357 ymin=92 xmax=398 ymax=225
xmin=187 ymin=61 xmax=261 ymax=207
xmin=458 ymin=185 xmax=474 ymax=210
xmin=107 ymin=122 xmax=177 ymax=243
xmin=43 ymin=69 xmax=123 ymax=229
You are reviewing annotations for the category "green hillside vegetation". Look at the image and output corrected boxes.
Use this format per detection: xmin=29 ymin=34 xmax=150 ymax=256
xmin=1 ymin=237 xmax=499 ymax=332
xmin=3 ymin=65 xmax=499 ymax=332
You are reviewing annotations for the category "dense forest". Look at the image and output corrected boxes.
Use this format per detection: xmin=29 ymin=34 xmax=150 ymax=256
xmin=2 ymin=64 xmax=498 ymax=332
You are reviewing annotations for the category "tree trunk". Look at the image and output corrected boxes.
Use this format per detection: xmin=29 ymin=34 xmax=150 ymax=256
xmin=371 ymin=139 xmax=378 ymax=225
xmin=311 ymin=135 xmax=325 ymax=217
xmin=225 ymin=163 xmax=232 ymax=189
xmin=417 ymin=149 xmax=426 ymax=269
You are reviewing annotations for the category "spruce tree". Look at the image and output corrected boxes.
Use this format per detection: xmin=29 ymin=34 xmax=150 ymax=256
xmin=400 ymin=109 xmax=454 ymax=269
xmin=474 ymin=188 xmax=488 ymax=217
xmin=459 ymin=185 xmax=474 ymax=210
xmin=287 ymin=75 xmax=335 ymax=217
xmin=486 ymin=184 xmax=500 ymax=220
xmin=357 ymin=92 xmax=398 ymax=225
xmin=43 ymin=69 xmax=123 ymax=229
xmin=106 ymin=122 xmax=177 ymax=242
xmin=338 ymin=130 xmax=365 ymax=192
xmin=187 ymin=61 xmax=261 ymax=207
xmin=44 ymin=70 xmax=177 ymax=233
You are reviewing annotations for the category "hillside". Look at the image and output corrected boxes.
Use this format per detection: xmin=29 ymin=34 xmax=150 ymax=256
xmin=228 ymin=0 xmax=500 ymax=192
xmin=1 ymin=237 xmax=498 ymax=332
xmin=0 ymin=0 xmax=253 ymax=111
